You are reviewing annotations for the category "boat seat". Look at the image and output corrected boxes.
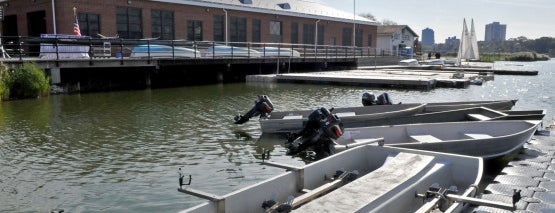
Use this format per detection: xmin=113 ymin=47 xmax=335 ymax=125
xmin=465 ymin=133 xmax=493 ymax=139
xmin=282 ymin=115 xmax=303 ymax=119
xmin=294 ymin=153 xmax=437 ymax=212
xmin=335 ymin=112 xmax=356 ymax=117
xmin=410 ymin=135 xmax=442 ymax=143
xmin=466 ymin=113 xmax=491 ymax=121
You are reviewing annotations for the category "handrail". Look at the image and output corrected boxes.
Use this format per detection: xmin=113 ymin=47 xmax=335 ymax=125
xmin=0 ymin=35 xmax=394 ymax=62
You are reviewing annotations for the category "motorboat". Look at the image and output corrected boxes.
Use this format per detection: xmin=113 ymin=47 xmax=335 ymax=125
xmin=130 ymin=44 xmax=200 ymax=58
xmin=399 ymin=58 xmax=419 ymax=66
xmin=337 ymin=120 xmax=540 ymax=159
xmin=260 ymin=104 xmax=426 ymax=133
xmin=179 ymin=145 xmax=485 ymax=212
xmin=360 ymin=93 xmax=517 ymax=112
xmin=343 ymin=107 xmax=545 ymax=128
xmin=204 ymin=45 xmax=261 ymax=58
xmin=421 ymin=100 xmax=517 ymax=112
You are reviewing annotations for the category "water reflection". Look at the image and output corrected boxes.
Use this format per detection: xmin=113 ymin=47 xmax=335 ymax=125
xmin=0 ymin=60 xmax=553 ymax=212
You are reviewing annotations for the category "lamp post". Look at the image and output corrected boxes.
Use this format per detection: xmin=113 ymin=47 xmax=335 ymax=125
xmin=315 ymin=19 xmax=320 ymax=48
xmin=352 ymin=0 xmax=356 ymax=47
xmin=52 ymin=0 xmax=57 ymax=34
xmin=223 ymin=8 xmax=228 ymax=45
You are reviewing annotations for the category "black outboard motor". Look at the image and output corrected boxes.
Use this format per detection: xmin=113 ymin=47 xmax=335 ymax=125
xmin=286 ymin=107 xmax=344 ymax=157
xmin=361 ymin=92 xmax=376 ymax=106
xmin=361 ymin=92 xmax=393 ymax=106
xmin=376 ymin=92 xmax=393 ymax=105
xmin=234 ymin=95 xmax=274 ymax=124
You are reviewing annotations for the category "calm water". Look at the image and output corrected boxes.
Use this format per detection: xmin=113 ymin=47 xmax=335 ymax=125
xmin=0 ymin=60 xmax=553 ymax=212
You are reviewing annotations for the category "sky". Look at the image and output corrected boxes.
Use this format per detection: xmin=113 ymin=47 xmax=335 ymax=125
xmin=315 ymin=0 xmax=555 ymax=42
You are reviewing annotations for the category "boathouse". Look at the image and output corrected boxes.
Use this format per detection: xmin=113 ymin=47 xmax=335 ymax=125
xmin=0 ymin=0 xmax=404 ymax=93
xmin=377 ymin=25 xmax=418 ymax=57
xmin=0 ymin=0 xmax=377 ymax=47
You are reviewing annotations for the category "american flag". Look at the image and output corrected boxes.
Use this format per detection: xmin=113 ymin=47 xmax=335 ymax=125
xmin=73 ymin=13 xmax=81 ymax=36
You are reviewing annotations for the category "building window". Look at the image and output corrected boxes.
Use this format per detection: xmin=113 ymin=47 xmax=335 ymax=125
xmin=116 ymin=7 xmax=142 ymax=39
xmin=252 ymin=19 xmax=261 ymax=43
xmin=355 ymin=28 xmax=363 ymax=47
xmin=270 ymin=21 xmax=282 ymax=43
xmin=317 ymin=25 xmax=324 ymax=45
xmin=187 ymin=20 xmax=203 ymax=41
xmin=367 ymin=33 xmax=372 ymax=47
xmin=230 ymin=16 xmax=247 ymax=44
xmin=77 ymin=13 xmax=100 ymax=37
xmin=213 ymin=15 xmax=224 ymax=42
xmin=151 ymin=10 xmax=174 ymax=40
xmin=302 ymin=23 xmax=314 ymax=45
xmin=290 ymin=22 xmax=298 ymax=44
xmin=342 ymin=27 xmax=352 ymax=46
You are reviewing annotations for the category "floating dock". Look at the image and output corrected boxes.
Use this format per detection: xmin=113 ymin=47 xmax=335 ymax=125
xmin=466 ymin=128 xmax=555 ymax=212
xmin=246 ymin=69 xmax=492 ymax=89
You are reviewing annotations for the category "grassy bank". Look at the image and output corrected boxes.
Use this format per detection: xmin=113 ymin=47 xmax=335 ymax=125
xmin=481 ymin=52 xmax=550 ymax=62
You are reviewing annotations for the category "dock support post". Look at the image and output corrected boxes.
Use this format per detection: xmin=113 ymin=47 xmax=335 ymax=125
xmin=145 ymin=71 xmax=151 ymax=88
xmin=217 ymin=72 xmax=224 ymax=83
xmin=50 ymin=68 xmax=61 ymax=84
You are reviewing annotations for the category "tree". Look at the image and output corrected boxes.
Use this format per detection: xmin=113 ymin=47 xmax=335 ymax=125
xmin=381 ymin=19 xmax=398 ymax=26
xmin=359 ymin=13 xmax=376 ymax=21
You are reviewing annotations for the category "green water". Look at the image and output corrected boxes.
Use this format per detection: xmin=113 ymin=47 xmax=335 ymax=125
xmin=0 ymin=60 xmax=553 ymax=212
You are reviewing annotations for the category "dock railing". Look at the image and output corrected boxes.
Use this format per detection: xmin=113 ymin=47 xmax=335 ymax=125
xmin=0 ymin=36 xmax=393 ymax=62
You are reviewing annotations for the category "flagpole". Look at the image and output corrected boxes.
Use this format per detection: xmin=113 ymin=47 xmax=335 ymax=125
xmin=51 ymin=0 xmax=57 ymax=34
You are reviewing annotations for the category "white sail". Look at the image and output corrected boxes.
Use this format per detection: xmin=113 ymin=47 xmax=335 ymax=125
xmin=457 ymin=18 xmax=480 ymax=65
xmin=469 ymin=19 xmax=480 ymax=60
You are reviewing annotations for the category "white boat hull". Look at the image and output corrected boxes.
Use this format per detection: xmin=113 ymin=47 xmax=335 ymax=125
xmin=180 ymin=145 xmax=482 ymax=213
xmin=260 ymin=104 xmax=426 ymax=133
xmin=420 ymin=100 xmax=517 ymax=112
xmin=339 ymin=120 xmax=540 ymax=159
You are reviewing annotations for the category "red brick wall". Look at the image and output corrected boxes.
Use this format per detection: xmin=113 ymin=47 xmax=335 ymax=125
xmin=3 ymin=0 xmax=377 ymax=47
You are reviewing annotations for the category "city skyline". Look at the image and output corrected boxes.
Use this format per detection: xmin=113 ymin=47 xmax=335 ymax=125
xmin=316 ymin=0 xmax=555 ymax=42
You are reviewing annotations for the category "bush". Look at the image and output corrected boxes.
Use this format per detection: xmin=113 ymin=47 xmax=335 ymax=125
xmin=0 ymin=62 xmax=10 ymax=101
xmin=5 ymin=62 xmax=50 ymax=100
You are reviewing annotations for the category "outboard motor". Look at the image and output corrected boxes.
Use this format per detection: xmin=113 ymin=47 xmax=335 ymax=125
xmin=361 ymin=92 xmax=376 ymax=106
xmin=376 ymin=92 xmax=393 ymax=105
xmin=362 ymin=92 xmax=393 ymax=106
xmin=286 ymin=107 xmax=344 ymax=157
xmin=234 ymin=95 xmax=274 ymax=124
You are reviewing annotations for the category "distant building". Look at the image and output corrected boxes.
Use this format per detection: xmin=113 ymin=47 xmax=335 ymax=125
xmin=421 ymin=28 xmax=435 ymax=45
xmin=377 ymin=25 xmax=418 ymax=56
xmin=485 ymin=22 xmax=506 ymax=42
xmin=445 ymin=36 xmax=460 ymax=46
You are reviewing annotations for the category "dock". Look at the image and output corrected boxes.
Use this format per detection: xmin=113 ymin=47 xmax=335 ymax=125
xmin=246 ymin=69 xmax=493 ymax=89
xmin=466 ymin=127 xmax=555 ymax=212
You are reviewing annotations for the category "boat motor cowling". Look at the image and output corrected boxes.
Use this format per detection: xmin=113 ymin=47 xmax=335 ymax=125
xmin=362 ymin=92 xmax=393 ymax=106
xmin=286 ymin=107 xmax=344 ymax=157
xmin=362 ymin=92 xmax=376 ymax=106
xmin=376 ymin=92 xmax=393 ymax=105
xmin=234 ymin=95 xmax=274 ymax=124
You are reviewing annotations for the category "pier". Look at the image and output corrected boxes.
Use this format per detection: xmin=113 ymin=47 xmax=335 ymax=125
xmin=0 ymin=36 xmax=541 ymax=93
xmin=0 ymin=36 xmax=409 ymax=93
xmin=246 ymin=68 xmax=493 ymax=89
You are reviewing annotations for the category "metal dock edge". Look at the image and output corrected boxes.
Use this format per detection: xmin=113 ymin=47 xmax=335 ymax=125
xmin=465 ymin=129 xmax=555 ymax=212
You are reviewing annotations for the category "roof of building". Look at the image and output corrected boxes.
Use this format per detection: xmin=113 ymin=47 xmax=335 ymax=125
xmin=377 ymin=25 xmax=419 ymax=37
xmin=153 ymin=0 xmax=377 ymax=25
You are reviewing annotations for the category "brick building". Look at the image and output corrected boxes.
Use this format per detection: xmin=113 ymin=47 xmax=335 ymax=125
xmin=0 ymin=0 xmax=377 ymax=47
